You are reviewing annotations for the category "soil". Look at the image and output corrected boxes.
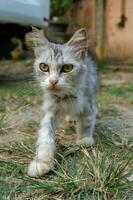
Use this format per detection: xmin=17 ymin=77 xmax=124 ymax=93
xmin=0 ymin=59 xmax=33 ymax=82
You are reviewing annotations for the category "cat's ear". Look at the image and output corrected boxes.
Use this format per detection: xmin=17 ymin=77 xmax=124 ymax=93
xmin=66 ymin=28 xmax=88 ymax=59
xmin=26 ymin=26 xmax=50 ymax=56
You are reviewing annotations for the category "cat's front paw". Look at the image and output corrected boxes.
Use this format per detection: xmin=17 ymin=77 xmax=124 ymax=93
xmin=27 ymin=160 xmax=54 ymax=177
xmin=76 ymin=136 xmax=94 ymax=147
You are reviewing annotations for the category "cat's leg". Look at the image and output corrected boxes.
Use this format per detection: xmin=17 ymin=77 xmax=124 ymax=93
xmin=28 ymin=112 xmax=56 ymax=177
xmin=76 ymin=103 xmax=97 ymax=146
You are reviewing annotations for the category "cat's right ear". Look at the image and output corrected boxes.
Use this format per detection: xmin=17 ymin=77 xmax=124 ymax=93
xmin=26 ymin=26 xmax=50 ymax=56
xmin=66 ymin=28 xmax=88 ymax=59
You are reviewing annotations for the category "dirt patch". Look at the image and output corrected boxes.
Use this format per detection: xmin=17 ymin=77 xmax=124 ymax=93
xmin=98 ymin=105 xmax=133 ymax=137
xmin=1 ymin=103 xmax=132 ymax=146
xmin=0 ymin=106 xmax=41 ymax=144
xmin=0 ymin=59 xmax=33 ymax=82
xmin=101 ymin=70 xmax=133 ymax=85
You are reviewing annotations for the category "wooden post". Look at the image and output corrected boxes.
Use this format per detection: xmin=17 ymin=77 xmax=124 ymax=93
xmin=121 ymin=0 xmax=126 ymax=15
xmin=95 ymin=0 xmax=105 ymax=59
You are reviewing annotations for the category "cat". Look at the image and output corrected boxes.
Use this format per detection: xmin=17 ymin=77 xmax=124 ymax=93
xmin=27 ymin=27 xmax=99 ymax=177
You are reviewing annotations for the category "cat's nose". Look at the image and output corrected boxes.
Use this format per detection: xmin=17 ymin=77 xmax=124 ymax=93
xmin=49 ymin=79 xmax=58 ymax=86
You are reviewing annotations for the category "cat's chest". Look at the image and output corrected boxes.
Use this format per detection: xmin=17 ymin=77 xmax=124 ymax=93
xmin=57 ymin=95 xmax=86 ymax=116
xmin=42 ymin=93 xmax=87 ymax=118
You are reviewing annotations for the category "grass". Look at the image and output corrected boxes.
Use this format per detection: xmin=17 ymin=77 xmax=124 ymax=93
xmin=0 ymin=138 xmax=132 ymax=200
xmin=98 ymin=83 xmax=133 ymax=105
xmin=0 ymin=69 xmax=133 ymax=199
xmin=0 ymin=114 xmax=7 ymax=133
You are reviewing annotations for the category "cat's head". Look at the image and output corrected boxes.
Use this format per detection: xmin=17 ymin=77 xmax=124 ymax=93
xmin=28 ymin=27 xmax=88 ymax=96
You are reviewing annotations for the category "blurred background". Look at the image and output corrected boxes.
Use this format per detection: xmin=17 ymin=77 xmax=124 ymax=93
xmin=0 ymin=0 xmax=133 ymax=82
xmin=0 ymin=0 xmax=133 ymax=80
xmin=0 ymin=0 xmax=133 ymax=62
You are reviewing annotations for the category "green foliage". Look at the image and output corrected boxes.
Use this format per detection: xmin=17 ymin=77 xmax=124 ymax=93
xmin=11 ymin=37 xmax=21 ymax=46
xmin=97 ymin=58 xmax=108 ymax=69
xmin=51 ymin=0 xmax=72 ymax=17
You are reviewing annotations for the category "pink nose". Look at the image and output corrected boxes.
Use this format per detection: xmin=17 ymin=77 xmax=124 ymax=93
xmin=49 ymin=79 xmax=58 ymax=86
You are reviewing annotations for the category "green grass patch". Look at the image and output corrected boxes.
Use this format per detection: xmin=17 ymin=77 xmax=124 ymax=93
xmin=98 ymin=82 xmax=133 ymax=105
xmin=0 ymin=132 xmax=132 ymax=199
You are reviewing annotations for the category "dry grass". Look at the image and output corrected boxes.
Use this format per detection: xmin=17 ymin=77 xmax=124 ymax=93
xmin=0 ymin=68 xmax=133 ymax=200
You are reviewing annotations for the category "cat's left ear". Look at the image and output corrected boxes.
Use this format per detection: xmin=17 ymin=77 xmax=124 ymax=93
xmin=66 ymin=28 xmax=88 ymax=59
xmin=26 ymin=26 xmax=50 ymax=56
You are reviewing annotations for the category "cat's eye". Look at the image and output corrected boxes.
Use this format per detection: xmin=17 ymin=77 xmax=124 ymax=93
xmin=61 ymin=64 xmax=73 ymax=73
xmin=39 ymin=63 xmax=49 ymax=72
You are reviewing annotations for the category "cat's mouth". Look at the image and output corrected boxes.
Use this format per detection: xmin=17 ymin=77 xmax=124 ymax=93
xmin=46 ymin=85 xmax=77 ymax=100
xmin=48 ymin=85 xmax=69 ymax=97
xmin=48 ymin=85 xmax=61 ymax=91
xmin=47 ymin=86 xmax=64 ymax=96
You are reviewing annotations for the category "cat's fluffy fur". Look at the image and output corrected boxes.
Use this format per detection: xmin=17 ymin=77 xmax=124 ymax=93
xmin=27 ymin=27 xmax=99 ymax=177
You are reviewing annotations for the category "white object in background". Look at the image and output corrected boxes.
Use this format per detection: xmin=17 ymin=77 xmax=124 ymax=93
xmin=0 ymin=0 xmax=50 ymax=27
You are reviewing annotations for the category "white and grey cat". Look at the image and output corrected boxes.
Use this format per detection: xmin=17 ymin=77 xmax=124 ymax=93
xmin=27 ymin=27 xmax=99 ymax=177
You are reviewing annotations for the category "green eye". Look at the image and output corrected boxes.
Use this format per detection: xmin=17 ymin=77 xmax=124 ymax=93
xmin=61 ymin=64 xmax=73 ymax=73
xmin=39 ymin=63 xmax=49 ymax=72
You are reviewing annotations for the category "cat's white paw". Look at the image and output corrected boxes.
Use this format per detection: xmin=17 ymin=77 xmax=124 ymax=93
xmin=28 ymin=160 xmax=54 ymax=177
xmin=76 ymin=136 xmax=94 ymax=147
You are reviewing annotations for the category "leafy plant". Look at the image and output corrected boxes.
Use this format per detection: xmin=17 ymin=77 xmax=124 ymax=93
xmin=51 ymin=0 xmax=72 ymax=17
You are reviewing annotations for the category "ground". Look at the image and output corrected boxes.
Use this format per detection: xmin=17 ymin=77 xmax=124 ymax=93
xmin=0 ymin=61 xmax=133 ymax=200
